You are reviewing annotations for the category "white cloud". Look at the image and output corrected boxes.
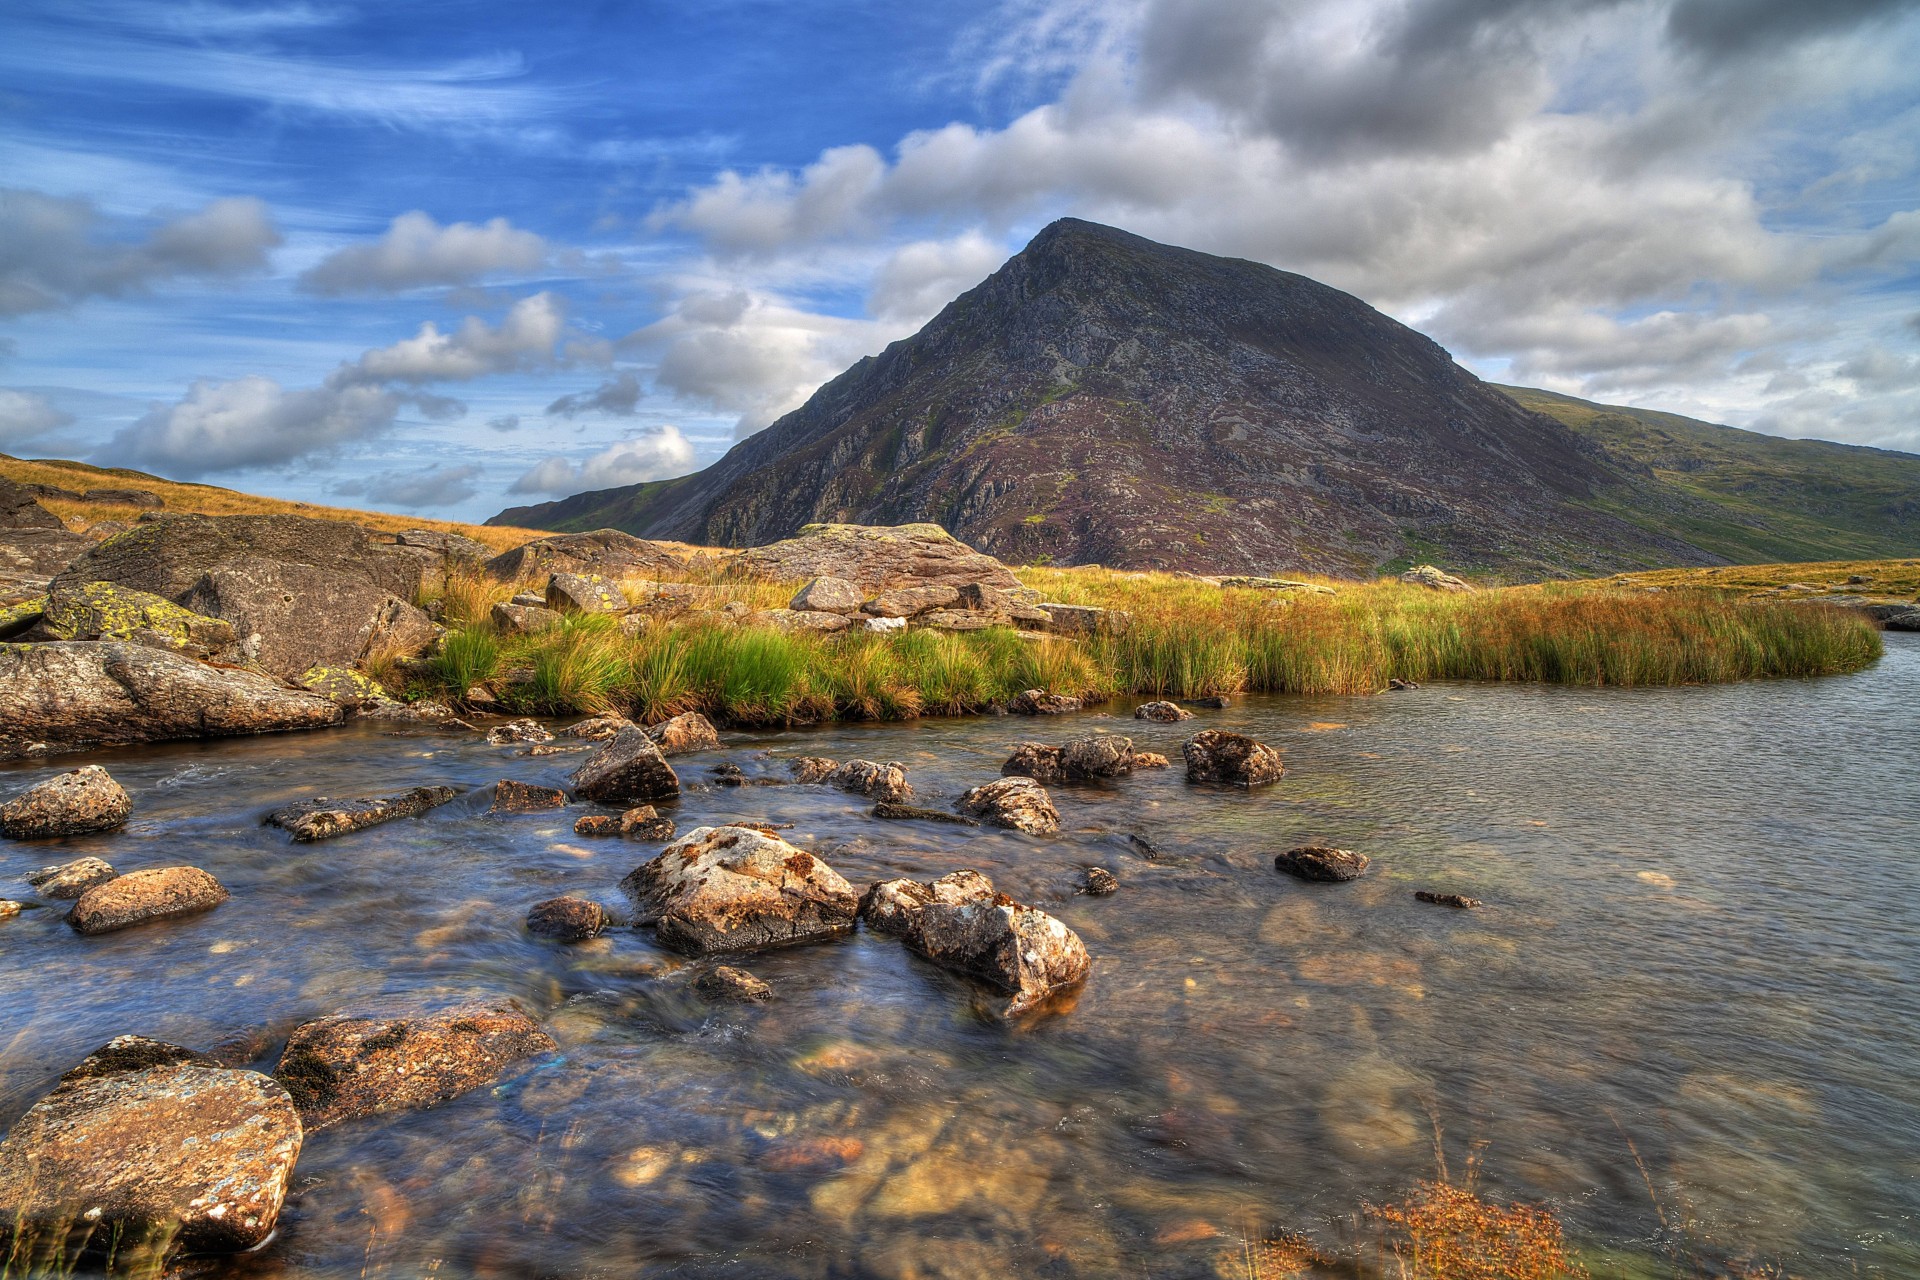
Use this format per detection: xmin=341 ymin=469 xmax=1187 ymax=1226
xmin=333 ymin=292 xmax=574 ymax=386
xmin=546 ymin=370 xmax=642 ymax=417
xmin=0 ymin=188 xmax=280 ymax=316
xmin=508 ymin=427 xmax=697 ymax=496
xmin=868 ymin=232 xmax=1006 ymax=321
xmin=0 ymin=389 xmax=75 ymax=445
xmin=337 ymin=463 xmax=486 ymax=509
xmin=109 ymin=375 xmax=400 ymax=475
xmin=298 ymin=210 xmax=550 ymax=295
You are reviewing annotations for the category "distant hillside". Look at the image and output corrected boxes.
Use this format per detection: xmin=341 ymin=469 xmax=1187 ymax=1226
xmin=1500 ymin=386 xmax=1920 ymax=564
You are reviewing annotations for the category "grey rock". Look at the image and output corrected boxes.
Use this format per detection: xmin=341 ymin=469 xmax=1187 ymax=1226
xmin=25 ymin=856 xmax=117 ymax=898
xmin=620 ymin=824 xmax=858 ymax=954
xmin=956 ymin=776 xmax=1060 ymax=833
xmin=266 ymin=786 xmax=458 ymax=842
xmin=1275 ymin=845 xmax=1371 ymax=882
xmin=545 ymin=571 xmax=629 ymax=614
xmin=789 ymin=575 xmax=863 ymax=613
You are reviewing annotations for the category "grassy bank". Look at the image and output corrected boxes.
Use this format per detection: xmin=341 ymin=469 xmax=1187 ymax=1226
xmin=401 ymin=566 xmax=1884 ymax=724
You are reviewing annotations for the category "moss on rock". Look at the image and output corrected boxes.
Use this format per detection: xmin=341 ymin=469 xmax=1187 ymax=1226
xmin=43 ymin=581 xmax=236 ymax=658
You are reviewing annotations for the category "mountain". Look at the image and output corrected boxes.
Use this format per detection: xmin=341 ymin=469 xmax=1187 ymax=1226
xmin=491 ymin=219 xmax=1920 ymax=577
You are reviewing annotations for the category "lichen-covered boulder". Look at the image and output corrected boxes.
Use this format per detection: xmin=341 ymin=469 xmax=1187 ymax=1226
xmin=294 ymin=665 xmax=389 ymax=706
xmin=619 ymin=825 xmax=858 ymax=954
xmin=274 ymin=1003 xmax=555 ymax=1130
xmin=956 ymin=776 xmax=1060 ymax=833
xmin=490 ymin=600 xmax=561 ymax=635
xmin=490 ymin=780 xmax=566 ymax=813
xmin=573 ymin=726 xmax=681 ymax=803
xmin=0 ymin=595 xmax=47 ymax=640
xmin=545 ymin=571 xmax=629 ymax=614
xmin=737 ymin=523 xmax=1024 ymax=593
xmin=526 ymin=896 xmax=608 ymax=940
xmin=1010 ymin=688 xmax=1082 ymax=715
xmin=25 ymin=856 xmax=117 ymax=899
xmin=1133 ymin=700 xmax=1192 ymax=722
xmin=1400 ymin=564 xmax=1474 ymax=592
xmin=0 ymin=764 xmax=132 ymax=838
xmin=266 ymin=786 xmax=457 ymax=842
xmin=1183 ymin=729 xmax=1285 ymax=787
xmin=645 ymin=711 xmax=721 ymax=756
xmin=788 ymin=576 xmax=862 ymax=614
xmin=0 ymin=1049 xmax=302 ymax=1264
xmin=68 ymin=866 xmax=227 ymax=935
xmin=0 ymin=642 xmax=342 ymax=762
xmin=1275 ymin=846 xmax=1371 ymax=882
xmin=37 ymin=581 xmax=237 ymax=659
xmin=826 ymin=759 xmax=912 ymax=803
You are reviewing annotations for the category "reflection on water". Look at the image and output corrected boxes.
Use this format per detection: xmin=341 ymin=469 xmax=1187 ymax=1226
xmin=3 ymin=638 xmax=1917 ymax=1277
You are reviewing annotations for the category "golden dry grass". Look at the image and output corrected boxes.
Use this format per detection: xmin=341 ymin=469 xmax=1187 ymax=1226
xmin=1591 ymin=558 xmax=1920 ymax=598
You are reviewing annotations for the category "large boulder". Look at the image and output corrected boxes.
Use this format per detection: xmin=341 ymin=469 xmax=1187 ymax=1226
xmin=644 ymin=711 xmax=722 ymax=756
xmin=1182 ymin=729 xmax=1285 ymax=787
xmin=862 ymin=584 xmax=961 ymax=617
xmin=387 ymin=528 xmax=491 ymax=576
xmin=265 ymin=786 xmax=458 ymax=842
xmin=736 ymin=523 xmax=1024 ymax=593
xmin=619 ymin=825 xmax=859 ymax=954
xmin=956 ymin=776 xmax=1061 ymax=833
xmin=483 ymin=529 xmax=708 ymax=583
xmin=0 ymin=765 xmax=132 ymax=839
xmin=0 ymin=527 xmax=91 ymax=598
xmin=35 ymin=580 xmax=237 ymax=659
xmin=573 ymin=725 xmax=681 ymax=802
xmin=51 ymin=514 xmax=427 ymax=679
xmin=0 ymin=642 xmax=342 ymax=761
xmin=274 ymin=1003 xmax=555 ymax=1131
xmin=857 ymin=869 xmax=1090 ymax=1016
xmin=0 ymin=477 xmax=65 ymax=529
xmin=0 ymin=1048 xmax=303 ymax=1263
xmin=68 ymin=866 xmax=228 ymax=935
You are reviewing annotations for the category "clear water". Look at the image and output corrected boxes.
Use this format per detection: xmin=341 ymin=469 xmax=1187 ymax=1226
xmin=2 ymin=637 xmax=1916 ymax=1278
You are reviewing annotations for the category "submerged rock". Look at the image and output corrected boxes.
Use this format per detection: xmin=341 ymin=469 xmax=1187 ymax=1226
xmin=956 ymin=776 xmax=1061 ymax=833
xmin=1415 ymin=890 xmax=1482 ymax=908
xmin=274 ymin=1002 xmax=555 ymax=1131
xmin=695 ymin=964 xmax=773 ymax=1002
xmin=0 ymin=1052 xmax=303 ymax=1264
xmin=1183 ymin=729 xmax=1285 ymax=787
xmin=573 ymin=726 xmax=681 ymax=803
xmin=490 ymin=780 xmax=566 ymax=813
xmin=620 ymin=825 xmax=859 ymax=955
xmin=266 ymin=786 xmax=458 ymax=842
xmin=1133 ymin=700 xmax=1193 ymax=722
xmin=1009 ymin=688 xmax=1082 ymax=715
xmin=68 ymin=866 xmax=228 ymax=934
xmin=645 ymin=710 xmax=721 ymax=756
xmin=1275 ymin=846 xmax=1371 ymax=882
xmin=871 ymin=800 xmax=979 ymax=826
xmin=787 ymin=755 xmax=839 ymax=784
xmin=1081 ymin=867 xmax=1119 ymax=895
xmin=526 ymin=896 xmax=609 ymax=941
xmin=0 ymin=641 xmax=342 ymax=762
xmin=0 ymin=764 xmax=132 ymax=838
xmin=827 ymin=759 xmax=913 ymax=803
xmin=25 ymin=856 xmax=117 ymax=899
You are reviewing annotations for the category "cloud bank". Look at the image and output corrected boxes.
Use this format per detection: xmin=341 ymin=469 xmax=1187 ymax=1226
xmin=299 ymin=211 xmax=550 ymax=295
xmin=509 ymin=427 xmax=697 ymax=495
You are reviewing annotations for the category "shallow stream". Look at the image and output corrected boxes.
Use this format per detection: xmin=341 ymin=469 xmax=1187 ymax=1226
xmin=3 ymin=637 xmax=1916 ymax=1277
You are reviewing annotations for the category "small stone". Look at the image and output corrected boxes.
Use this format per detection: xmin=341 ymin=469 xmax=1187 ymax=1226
xmin=25 ymin=856 xmax=117 ymax=899
xmin=712 ymin=761 xmax=747 ymax=786
xmin=1183 ymin=729 xmax=1284 ymax=787
xmin=645 ymin=711 xmax=721 ymax=756
xmin=527 ymin=896 xmax=609 ymax=940
xmin=0 ymin=765 xmax=132 ymax=839
xmin=1134 ymin=751 xmax=1171 ymax=767
xmin=1275 ymin=846 xmax=1371 ymax=882
xmin=871 ymin=801 xmax=979 ymax=826
xmin=491 ymin=780 xmax=567 ymax=813
xmin=68 ymin=866 xmax=228 ymax=935
xmin=486 ymin=717 xmax=553 ymax=745
xmin=574 ymin=814 xmax=619 ymax=836
xmin=1009 ymin=688 xmax=1081 ymax=715
xmin=0 ymin=900 xmax=22 ymax=920
xmin=695 ymin=965 xmax=773 ymax=1002
xmin=1133 ymin=700 xmax=1192 ymax=722
xmin=788 ymin=576 xmax=863 ymax=614
xmin=956 ymin=776 xmax=1060 ymax=833
xmin=545 ymin=571 xmax=629 ymax=614
xmin=1414 ymin=890 xmax=1481 ymax=908
xmin=625 ymin=815 xmax=677 ymax=841
xmin=510 ymin=592 xmax=546 ymax=607
xmin=1081 ymin=867 xmax=1119 ymax=895
xmin=1388 ymin=677 xmax=1420 ymax=690
xmin=1190 ymin=694 xmax=1233 ymax=709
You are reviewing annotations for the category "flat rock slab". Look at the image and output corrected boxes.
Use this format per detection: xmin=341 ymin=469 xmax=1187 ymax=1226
xmin=620 ymin=825 xmax=858 ymax=955
xmin=1275 ymin=846 xmax=1371 ymax=882
xmin=274 ymin=1003 xmax=555 ymax=1131
xmin=871 ymin=801 xmax=978 ymax=826
xmin=1183 ymin=729 xmax=1285 ymax=787
xmin=266 ymin=785 xmax=458 ymax=842
xmin=25 ymin=856 xmax=117 ymax=899
xmin=490 ymin=780 xmax=567 ymax=813
xmin=0 ymin=1056 xmax=302 ymax=1263
xmin=0 ymin=764 xmax=131 ymax=839
xmin=68 ymin=866 xmax=228 ymax=935
xmin=573 ymin=726 xmax=680 ymax=803
xmin=0 ymin=641 xmax=342 ymax=762
xmin=736 ymin=523 xmax=1024 ymax=593
xmin=957 ymin=776 xmax=1061 ymax=833
xmin=858 ymin=870 xmax=1090 ymax=1016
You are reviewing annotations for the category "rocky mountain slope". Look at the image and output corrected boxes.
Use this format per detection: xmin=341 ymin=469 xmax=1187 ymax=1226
xmin=493 ymin=218 xmax=1917 ymax=578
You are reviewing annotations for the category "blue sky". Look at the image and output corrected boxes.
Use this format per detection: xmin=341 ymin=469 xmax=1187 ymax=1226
xmin=3 ymin=0 xmax=1918 ymax=524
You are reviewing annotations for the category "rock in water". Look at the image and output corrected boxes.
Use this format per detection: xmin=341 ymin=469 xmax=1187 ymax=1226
xmin=68 ymin=867 xmax=228 ymax=935
xmin=0 ymin=641 xmax=341 ymax=762
xmin=485 ymin=717 xmax=553 ymax=745
xmin=870 ymin=801 xmax=979 ymax=826
xmin=1010 ymin=688 xmax=1082 ymax=715
xmin=619 ymin=825 xmax=858 ymax=955
xmin=563 ymin=714 xmax=634 ymax=740
xmin=0 ymin=1054 xmax=303 ymax=1264
xmin=620 ymin=805 xmax=676 ymax=841
xmin=1059 ymin=734 xmax=1136 ymax=779
xmin=1001 ymin=741 xmax=1065 ymax=783
xmin=787 ymin=755 xmax=839 ymax=783
xmin=490 ymin=780 xmax=566 ymax=813
xmin=826 ymin=759 xmax=912 ymax=802
xmin=856 ymin=870 xmax=1090 ymax=1015
xmin=0 ymin=765 xmax=132 ymax=838
xmin=1183 ymin=729 xmax=1285 ymax=787
xmin=265 ymin=786 xmax=457 ymax=842
xmin=1275 ymin=846 xmax=1371 ymax=882
xmin=644 ymin=711 xmax=722 ymax=756
xmin=1415 ymin=890 xmax=1482 ymax=908
xmin=956 ymin=776 xmax=1061 ymax=833
xmin=695 ymin=965 xmax=773 ymax=1002
xmin=573 ymin=814 xmax=618 ymax=836
xmin=25 ymin=856 xmax=117 ymax=898
xmin=274 ymin=1003 xmax=555 ymax=1130
xmin=573 ymin=726 xmax=681 ymax=803
xmin=526 ymin=896 xmax=609 ymax=940
xmin=1400 ymin=564 xmax=1474 ymax=592
xmin=1133 ymin=700 xmax=1192 ymax=722
xmin=1081 ymin=867 xmax=1119 ymax=895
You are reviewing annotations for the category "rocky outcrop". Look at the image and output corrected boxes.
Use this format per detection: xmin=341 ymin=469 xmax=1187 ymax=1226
xmin=52 ymin=514 xmax=426 ymax=679
xmin=34 ymin=580 xmax=238 ymax=659
xmin=24 ymin=856 xmax=117 ymax=898
xmin=619 ymin=825 xmax=859 ymax=954
xmin=856 ymin=869 xmax=1089 ymax=1015
xmin=1183 ymin=729 xmax=1285 ymax=787
xmin=0 ymin=765 xmax=132 ymax=838
xmin=483 ymin=529 xmax=709 ymax=582
xmin=526 ymin=896 xmax=609 ymax=940
xmin=0 ymin=527 xmax=91 ymax=598
xmin=490 ymin=780 xmax=566 ymax=813
xmin=695 ymin=965 xmax=773 ymax=1002
xmin=789 ymin=576 xmax=863 ymax=613
xmin=0 ymin=641 xmax=342 ymax=761
xmin=546 ymin=571 xmax=628 ymax=613
xmin=81 ymin=488 xmax=163 ymax=508
xmin=0 ymin=477 xmax=65 ymax=529
xmin=956 ymin=776 xmax=1060 ymax=833
xmin=1010 ymin=688 xmax=1081 ymax=715
xmin=573 ymin=726 xmax=681 ymax=802
xmin=1134 ymin=700 xmax=1192 ymax=722
xmin=733 ymin=523 xmax=1025 ymax=593
xmin=0 ymin=1049 xmax=302 ymax=1263
xmin=265 ymin=786 xmax=457 ymax=842
xmin=1400 ymin=564 xmax=1474 ymax=592
xmin=274 ymin=1003 xmax=555 ymax=1130
xmin=1275 ymin=846 xmax=1371 ymax=882
xmin=68 ymin=866 xmax=228 ymax=934
xmin=826 ymin=759 xmax=912 ymax=803
xmin=645 ymin=711 xmax=722 ymax=756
